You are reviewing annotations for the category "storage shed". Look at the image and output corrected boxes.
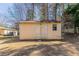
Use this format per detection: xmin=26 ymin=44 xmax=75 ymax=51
xmin=19 ymin=20 xmax=62 ymax=40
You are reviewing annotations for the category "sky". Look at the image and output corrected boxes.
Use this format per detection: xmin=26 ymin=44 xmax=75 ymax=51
xmin=0 ymin=3 xmax=13 ymax=16
xmin=0 ymin=3 xmax=13 ymax=27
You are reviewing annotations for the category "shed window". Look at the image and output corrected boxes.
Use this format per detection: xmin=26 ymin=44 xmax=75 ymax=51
xmin=52 ymin=24 xmax=57 ymax=31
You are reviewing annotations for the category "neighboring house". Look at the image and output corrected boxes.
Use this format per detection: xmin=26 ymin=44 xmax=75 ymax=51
xmin=0 ymin=26 xmax=18 ymax=37
xmin=0 ymin=27 xmax=5 ymax=37
xmin=4 ymin=28 xmax=18 ymax=36
xmin=19 ymin=20 xmax=61 ymax=40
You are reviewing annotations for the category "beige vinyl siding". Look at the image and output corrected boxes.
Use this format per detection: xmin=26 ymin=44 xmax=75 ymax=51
xmin=19 ymin=23 xmax=41 ymax=39
xmin=47 ymin=23 xmax=61 ymax=39
xmin=19 ymin=22 xmax=61 ymax=40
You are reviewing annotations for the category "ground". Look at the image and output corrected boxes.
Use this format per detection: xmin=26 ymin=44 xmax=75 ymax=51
xmin=0 ymin=36 xmax=79 ymax=56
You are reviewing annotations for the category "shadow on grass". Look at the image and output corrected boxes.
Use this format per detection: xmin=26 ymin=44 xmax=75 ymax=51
xmin=0 ymin=43 xmax=78 ymax=56
xmin=62 ymin=32 xmax=79 ymax=54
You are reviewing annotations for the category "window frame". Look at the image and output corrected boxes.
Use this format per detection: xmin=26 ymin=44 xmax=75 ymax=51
xmin=52 ymin=24 xmax=57 ymax=31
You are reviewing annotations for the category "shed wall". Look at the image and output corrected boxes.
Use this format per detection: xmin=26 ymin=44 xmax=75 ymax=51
xmin=19 ymin=22 xmax=61 ymax=40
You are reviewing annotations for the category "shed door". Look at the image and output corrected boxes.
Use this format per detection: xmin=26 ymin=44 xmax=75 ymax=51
xmin=40 ymin=23 xmax=48 ymax=39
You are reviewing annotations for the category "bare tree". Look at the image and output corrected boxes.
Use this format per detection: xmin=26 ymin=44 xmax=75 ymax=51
xmin=8 ymin=3 xmax=64 ymax=27
xmin=48 ymin=3 xmax=56 ymax=20
xmin=49 ymin=3 xmax=64 ymax=21
xmin=24 ymin=3 xmax=34 ymax=21
xmin=8 ymin=3 xmax=35 ymax=29
xmin=8 ymin=4 xmax=25 ymax=21
xmin=40 ymin=3 xmax=48 ymax=21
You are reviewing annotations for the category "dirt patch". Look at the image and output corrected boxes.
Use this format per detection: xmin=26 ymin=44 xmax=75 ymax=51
xmin=0 ymin=38 xmax=79 ymax=56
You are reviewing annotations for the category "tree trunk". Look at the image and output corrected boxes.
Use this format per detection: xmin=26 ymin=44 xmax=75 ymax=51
xmin=40 ymin=3 xmax=48 ymax=20
xmin=54 ymin=3 xmax=58 ymax=21
xmin=74 ymin=23 xmax=77 ymax=34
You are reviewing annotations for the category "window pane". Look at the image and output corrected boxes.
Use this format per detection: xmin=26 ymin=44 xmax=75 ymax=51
xmin=52 ymin=24 xmax=57 ymax=31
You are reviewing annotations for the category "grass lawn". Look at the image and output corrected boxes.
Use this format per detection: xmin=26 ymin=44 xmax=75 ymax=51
xmin=0 ymin=37 xmax=79 ymax=56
